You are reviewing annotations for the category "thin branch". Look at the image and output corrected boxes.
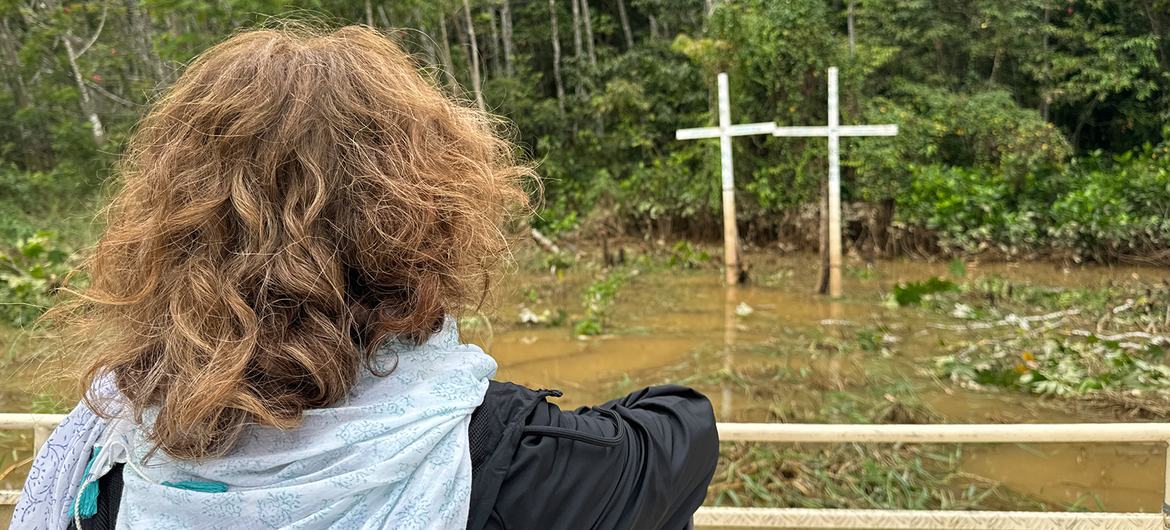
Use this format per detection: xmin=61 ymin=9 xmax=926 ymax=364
xmin=74 ymin=2 xmax=109 ymax=58
xmin=86 ymin=79 xmax=138 ymax=107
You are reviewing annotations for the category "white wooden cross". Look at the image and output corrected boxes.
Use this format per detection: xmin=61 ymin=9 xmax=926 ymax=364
xmin=772 ymin=67 xmax=898 ymax=297
xmin=675 ymin=73 xmax=776 ymax=285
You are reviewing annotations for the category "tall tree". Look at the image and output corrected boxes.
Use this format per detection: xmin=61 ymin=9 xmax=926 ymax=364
xmin=581 ymin=0 xmax=596 ymax=66
xmin=501 ymin=0 xmax=514 ymax=75
xmin=438 ymin=13 xmax=458 ymax=88
xmin=462 ymin=0 xmax=485 ymax=110
xmin=124 ymin=0 xmax=165 ymax=84
xmin=487 ymin=5 xmax=501 ymax=77
xmin=847 ymin=0 xmax=856 ymax=57
xmin=549 ymin=0 xmax=566 ymax=115
xmin=571 ymin=0 xmax=583 ymax=61
xmin=61 ymin=6 xmax=109 ymax=147
xmin=414 ymin=7 xmax=436 ymax=66
xmin=616 ymin=0 xmax=634 ymax=50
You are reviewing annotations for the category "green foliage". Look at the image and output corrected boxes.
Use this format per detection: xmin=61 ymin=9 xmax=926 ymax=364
xmin=665 ymin=241 xmax=710 ymax=269
xmin=937 ymin=338 xmax=1170 ymax=397
xmin=0 ymin=0 xmax=1167 ymax=261
xmin=574 ymin=268 xmax=631 ymax=336
xmin=1048 ymin=145 xmax=1170 ymax=261
xmin=710 ymin=377 xmax=1045 ymax=511
xmin=0 ymin=231 xmax=76 ymax=326
xmin=889 ymin=277 xmax=958 ymax=307
xmin=896 ymin=140 xmax=1170 ymax=259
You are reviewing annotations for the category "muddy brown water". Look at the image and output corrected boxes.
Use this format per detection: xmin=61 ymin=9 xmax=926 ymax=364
xmin=2 ymin=253 xmax=1168 ymax=518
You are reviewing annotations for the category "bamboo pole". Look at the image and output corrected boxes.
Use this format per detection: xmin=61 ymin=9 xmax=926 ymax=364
xmin=717 ymin=73 xmax=740 ymax=286
xmin=826 ymin=67 xmax=842 ymax=298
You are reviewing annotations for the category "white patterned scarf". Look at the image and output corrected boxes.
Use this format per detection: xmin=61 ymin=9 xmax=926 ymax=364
xmin=12 ymin=318 xmax=495 ymax=530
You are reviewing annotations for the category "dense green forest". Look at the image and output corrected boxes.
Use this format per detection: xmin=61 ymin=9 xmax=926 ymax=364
xmin=1 ymin=0 xmax=1168 ymax=269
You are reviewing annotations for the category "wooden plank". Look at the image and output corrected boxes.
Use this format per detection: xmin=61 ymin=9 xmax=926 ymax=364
xmin=717 ymin=73 xmax=740 ymax=286
xmin=826 ymin=67 xmax=842 ymax=298
xmin=693 ymin=507 xmax=1162 ymax=529
xmin=716 ymin=422 xmax=1170 ymax=443
xmin=772 ymin=125 xmax=830 ymax=137
xmin=837 ymin=124 xmax=898 ymax=136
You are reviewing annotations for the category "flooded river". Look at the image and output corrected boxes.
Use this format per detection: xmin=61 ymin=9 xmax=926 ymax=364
xmin=2 ymin=251 xmax=1168 ymax=518
xmin=476 ymin=253 xmax=1169 ymax=513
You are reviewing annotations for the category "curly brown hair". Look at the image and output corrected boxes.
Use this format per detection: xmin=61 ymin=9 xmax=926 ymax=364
xmin=63 ymin=26 xmax=532 ymax=459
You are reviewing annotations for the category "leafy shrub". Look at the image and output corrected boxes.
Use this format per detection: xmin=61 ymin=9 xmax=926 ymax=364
xmin=666 ymin=241 xmax=711 ymax=269
xmin=574 ymin=269 xmax=632 ymax=336
xmin=0 ymin=231 xmax=76 ymax=326
xmin=888 ymin=277 xmax=958 ymax=307
xmin=1048 ymin=145 xmax=1170 ymax=261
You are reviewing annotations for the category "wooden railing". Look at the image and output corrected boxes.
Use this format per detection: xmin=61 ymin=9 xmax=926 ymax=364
xmin=2 ymin=415 xmax=1168 ymax=529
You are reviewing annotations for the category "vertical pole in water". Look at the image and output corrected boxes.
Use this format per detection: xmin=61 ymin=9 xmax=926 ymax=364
xmin=717 ymin=73 xmax=740 ymax=286
xmin=826 ymin=67 xmax=843 ymax=298
xmin=721 ymin=286 xmax=737 ymax=419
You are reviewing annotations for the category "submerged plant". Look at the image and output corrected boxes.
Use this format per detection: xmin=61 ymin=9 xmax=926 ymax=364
xmin=574 ymin=268 xmax=634 ymax=336
xmin=888 ymin=277 xmax=959 ymax=307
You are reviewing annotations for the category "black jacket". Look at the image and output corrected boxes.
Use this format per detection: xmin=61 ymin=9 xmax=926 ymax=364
xmin=71 ymin=382 xmax=719 ymax=530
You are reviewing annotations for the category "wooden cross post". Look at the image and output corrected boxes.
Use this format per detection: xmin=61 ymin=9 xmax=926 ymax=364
xmin=676 ymin=73 xmax=776 ymax=285
xmin=772 ymin=67 xmax=898 ymax=297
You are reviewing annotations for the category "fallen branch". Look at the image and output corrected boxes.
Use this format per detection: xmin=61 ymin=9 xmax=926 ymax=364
xmin=529 ymin=227 xmax=561 ymax=254
xmin=929 ymin=309 xmax=1080 ymax=332
xmin=1067 ymin=329 xmax=1170 ymax=346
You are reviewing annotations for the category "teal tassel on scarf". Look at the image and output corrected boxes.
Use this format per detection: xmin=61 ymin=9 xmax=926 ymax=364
xmin=162 ymin=480 xmax=229 ymax=493
xmin=69 ymin=446 xmax=102 ymax=519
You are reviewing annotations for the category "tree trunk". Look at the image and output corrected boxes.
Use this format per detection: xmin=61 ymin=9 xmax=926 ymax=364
xmin=0 ymin=16 xmax=36 ymax=167
xmin=377 ymin=4 xmax=392 ymax=30
xmin=989 ymin=47 xmax=1003 ymax=85
xmin=125 ymin=0 xmax=165 ymax=84
xmin=1041 ymin=7 xmax=1050 ymax=121
xmin=487 ymin=5 xmax=501 ymax=77
xmin=616 ymin=0 xmax=633 ymax=50
xmin=63 ymin=35 xmax=105 ymax=146
xmin=571 ymin=0 xmax=582 ymax=61
xmin=364 ymin=0 xmax=374 ymax=27
xmin=649 ymin=14 xmax=658 ymax=39
xmin=414 ymin=7 xmax=436 ymax=66
xmin=462 ymin=0 xmax=485 ymax=111
xmin=0 ymin=18 xmax=28 ymax=111
xmin=548 ymin=0 xmax=566 ymax=116
xmin=1141 ymin=0 xmax=1170 ymax=72
xmin=438 ymin=14 xmax=459 ymax=89
xmin=501 ymin=0 xmax=514 ymax=75
xmin=847 ymin=0 xmax=855 ymax=57
xmin=580 ymin=0 xmax=596 ymax=67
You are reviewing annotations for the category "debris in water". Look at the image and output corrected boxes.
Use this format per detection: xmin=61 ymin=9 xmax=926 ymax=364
xmin=951 ymin=303 xmax=975 ymax=319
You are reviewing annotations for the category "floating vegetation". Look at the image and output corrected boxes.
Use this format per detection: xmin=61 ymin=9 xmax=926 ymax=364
xmin=666 ymin=241 xmax=711 ymax=270
xmin=888 ymin=277 xmax=959 ymax=307
xmin=574 ymin=268 xmax=635 ymax=336
xmin=707 ymin=375 xmax=1045 ymax=512
xmin=711 ymin=441 xmax=1047 ymax=512
xmin=927 ymin=275 xmax=1170 ymax=413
